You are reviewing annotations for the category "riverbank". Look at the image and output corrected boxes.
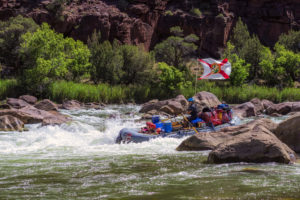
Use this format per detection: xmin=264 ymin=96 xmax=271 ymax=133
xmin=1 ymin=79 xmax=300 ymax=104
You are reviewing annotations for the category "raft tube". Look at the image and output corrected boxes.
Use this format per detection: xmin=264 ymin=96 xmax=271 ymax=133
xmin=115 ymin=117 xmax=240 ymax=144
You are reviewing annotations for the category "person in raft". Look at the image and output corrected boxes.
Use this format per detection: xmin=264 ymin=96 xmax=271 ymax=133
xmin=199 ymin=107 xmax=216 ymax=131
xmin=140 ymin=122 xmax=161 ymax=134
xmin=184 ymin=97 xmax=198 ymax=127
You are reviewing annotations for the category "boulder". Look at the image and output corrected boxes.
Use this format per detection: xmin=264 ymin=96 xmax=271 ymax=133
xmin=232 ymin=102 xmax=256 ymax=118
xmin=140 ymin=95 xmax=188 ymax=115
xmin=266 ymin=102 xmax=293 ymax=115
xmin=261 ymin=99 xmax=274 ymax=110
xmin=84 ymin=102 xmax=102 ymax=109
xmin=193 ymin=91 xmax=221 ymax=109
xmin=42 ymin=111 xmax=69 ymax=126
xmin=6 ymin=98 xmax=30 ymax=109
xmin=177 ymin=118 xmax=278 ymax=151
xmin=0 ymin=106 xmax=69 ymax=125
xmin=159 ymin=105 xmax=174 ymax=115
xmin=250 ymin=98 xmax=264 ymax=115
xmin=19 ymin=95 xmax=38 ymax=104
xmin=177 ymin=118 xmax=296 ymax=164
xmin=0 ymin=104 xmax=12 ymax=109
xmin=207 ymin=125 xmax=296 ymax=164
xmin=62 ymin=100 xmax=82 ymax=110
xmin=274 ymin=113 xmax=300 ymax=153
xmin=34 ymin=99 xmax=58 ymax=111
xmin=0 ymin=115 xmax=24 ymax=131
xmin=166 ymin=101 xmax=185 ymax=115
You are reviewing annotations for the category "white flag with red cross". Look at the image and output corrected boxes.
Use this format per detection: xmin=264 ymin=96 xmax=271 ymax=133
xmin=198 ymin=58 xmax=231 ymax=80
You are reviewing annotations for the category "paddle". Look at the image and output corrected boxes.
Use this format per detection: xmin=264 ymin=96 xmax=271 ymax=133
xmin=181 ymin=114 xmax=200 ymax=135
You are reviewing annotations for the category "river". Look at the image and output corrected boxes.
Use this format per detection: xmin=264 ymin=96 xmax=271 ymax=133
xmin=0 ymin=105 xmax=299 ymax=199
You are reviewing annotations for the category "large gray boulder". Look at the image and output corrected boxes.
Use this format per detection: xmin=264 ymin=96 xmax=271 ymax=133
xmin=62 ymin=100 xmax=82 ymax=110
xmin=193 ymin=91 xmax=221 ymax=109
xmin=140 ymin=95 xmax=187 ymax=115
xmin=177 ymin=118 xmax=296 ymax=164
xmin=250 ymin=98 xmax=264 ymax=115
xmin=7 ymin=98 xmax=30 ymax=109
xmin=34 ymin=99 xmax=58 ymax=111
xmin=177 ymin=118 xmax=278 ymax=151
xmin=0 ymin=115 xmax=24 ymax=131
xmin=232 ymin=102 xmax=256 ymax=118
xmin=266 ymin=102 xmax=300 ymax=115
xmin=274 ymin=113 xmax=300 ymax=153
xmin=0 ymin=106 xmax=69 ymax=125
xmin=19 ymin=95 xmax=38 ymax=105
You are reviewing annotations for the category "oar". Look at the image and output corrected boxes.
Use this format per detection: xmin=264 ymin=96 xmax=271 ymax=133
xmin=181 ymin=114 xmax=200 ymax=135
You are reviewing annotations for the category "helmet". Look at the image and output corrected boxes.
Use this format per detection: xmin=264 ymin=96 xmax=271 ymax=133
xmin=188 ymin=97 xmax=194 ymax=102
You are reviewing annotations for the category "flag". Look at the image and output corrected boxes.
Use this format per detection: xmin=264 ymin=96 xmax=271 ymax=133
xmin=198 ymin=58 xmax=231 ymax=80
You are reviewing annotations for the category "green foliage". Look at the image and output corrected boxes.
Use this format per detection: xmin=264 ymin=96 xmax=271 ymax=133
xmin=88 ymin=32 xmax=154 ymax=85
xmin=49 ymin=81 xmax=153 ymax=104
xmin=180 ymin=82 xmax=300 ymax=104
xmin=274 ymin=44 xmax=300 ymax=86
xmin=230 ymin=18 xmax=251 ymax=51
xmin=46 ymin=0 xmax=66 ymax=21
xmin=278 ymin=30 xmax=300 ymax=53
xmin=223 ymin=42 xmax=250 ymax=86
xmin=190 ymin=8 xmax=202 ymax=17
xmin=164 ymin=10 xmax=174 ymax=16
xmin=0 ymin=79 xmax=18 ymax=99
xmin=20 ymin=23 xmax=91 ymax=93
xmin=119 ymin=44 xmax=154 ymax=85
xmin=0 ymin=15 xmax=38 ymax=75
xmin=157 ymin=62 xmax=191 ymax=94
xmin=88 ymin=31 xmax=123 ymax=84
xmin=154 ymin=27 xmax=199 ymax=69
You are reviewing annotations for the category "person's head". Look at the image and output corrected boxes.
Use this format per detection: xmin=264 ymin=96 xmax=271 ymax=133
xmin=188 ymin=97 xmax=194 ymax=104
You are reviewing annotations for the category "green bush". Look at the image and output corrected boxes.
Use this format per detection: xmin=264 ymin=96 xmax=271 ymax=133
xmin=0 ymin=15 xmax=38 ymax=75
xmin=278 ymin=30 xmax=300 ymax=53
xmin=0 ymin=79 xmax=18 ymax=99
xmin=190 ymin=8 xmax=202 ymax=17
xmin=165 ymin=10 xmax=174 ymax=16
xmin=19 ymin=23 xmax=91 ymax=94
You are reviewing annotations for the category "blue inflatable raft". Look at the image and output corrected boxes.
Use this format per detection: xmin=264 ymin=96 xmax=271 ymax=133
xmin=116 ymin=117 xmax=240 ymax=144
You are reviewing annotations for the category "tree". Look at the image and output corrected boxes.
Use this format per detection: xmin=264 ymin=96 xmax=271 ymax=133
xmin=223 ymin=42 xmax=250 ymax=86
xmin=0 ymin=15 xmax=38 ymax=75
xmin=154 ymin=26 xmax=199 ymax=69
xmin=119 ymin=44 xmax=154 ymax=85
xmin=278 ymin=30 xmax=300 ymax=53
xmin=274 ymin=44 xmax=300 ymax=86
xmin=239 ymin=35 xmax=264 ymax=80
xmin=88 ymin=31 xmax=123 ymax=84
xmin=20 ymin=23 xmax=91 ymax=93
xmin=230 ymin=18 xmax=251 ymax=51
xmin=157 ymin=62 xmax=191 ymax=94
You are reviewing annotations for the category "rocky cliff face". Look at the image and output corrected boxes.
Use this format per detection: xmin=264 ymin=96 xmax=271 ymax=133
xmin=0 ymin=0 xmax=299 ymax=57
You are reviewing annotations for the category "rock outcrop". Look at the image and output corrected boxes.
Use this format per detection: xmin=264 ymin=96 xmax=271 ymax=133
xmin=193 ymin=91 xmax=221 ymax=111
xmin=266 ymin=102 xmax=300 ymax=115
xmin=6 ymin=98 xmax=30 ymax=109
xmin=1 ymin=0 xmax=299 ymax=60
xmin=177 ymin=118 xmax=296 ymax=164
xmin=19 ymin=95 xmax=38 ymax=105
xmin=140 ymin=95 xmax=188 ymax=115
xmin=232 ymin=102 xmax=256 ymax=118
xmin=34 ymin=99 xmax=58 ymax=111
xmin=274 ymin=113 xmax=300 ymax=153
xmin=0 ymin=105 xmax=68 ymax=125
xmin=62 ymin=100 xmax=82 ymax=110
xmin=0 ymin=115 xmax=24 ymax=131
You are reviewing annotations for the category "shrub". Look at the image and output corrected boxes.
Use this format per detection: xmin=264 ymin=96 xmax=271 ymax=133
xmin=0 ymin=15 xmax=38 ymax=75
xmin=165 ymin=10 xmax=173 ymax=16
xmin=19 ymin=23 xmax=91 ymax=94
xmin=190 ymin=8 xmax=202 ymax=17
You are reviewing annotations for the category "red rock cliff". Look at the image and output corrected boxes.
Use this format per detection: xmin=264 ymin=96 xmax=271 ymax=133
xmin=0 ymin=0 xmax=299 ymax=57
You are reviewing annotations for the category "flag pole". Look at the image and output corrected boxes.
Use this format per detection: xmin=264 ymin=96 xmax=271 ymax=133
xmin=194 ymin=60 xmax=198 ymax=95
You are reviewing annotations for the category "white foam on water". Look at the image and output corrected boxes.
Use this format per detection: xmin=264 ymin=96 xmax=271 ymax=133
xmin=0 ymin=105 xmax=188 ymax=157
